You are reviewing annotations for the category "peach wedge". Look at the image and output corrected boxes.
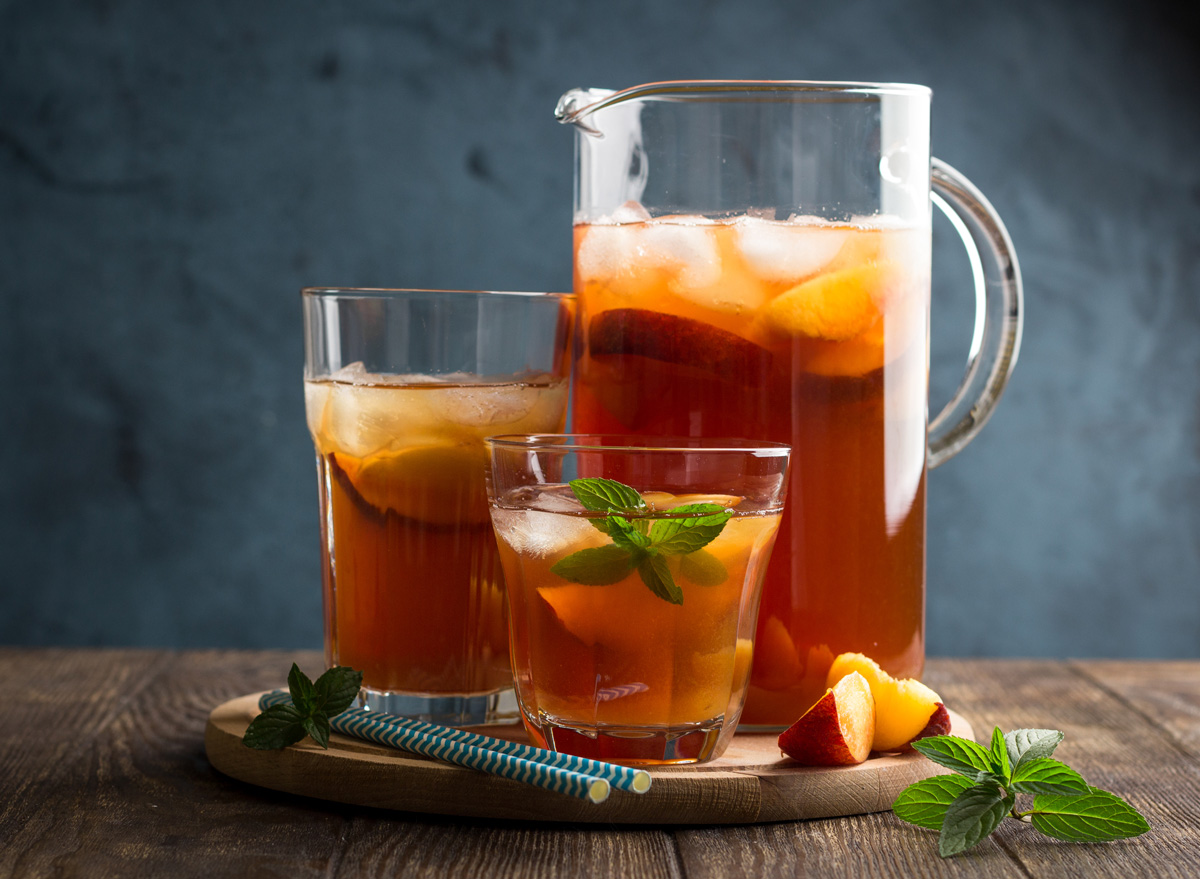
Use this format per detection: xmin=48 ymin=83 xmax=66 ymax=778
xmin=826 ymin=653 xmax=947 ymax=752
xmin=777 ymin=671 xmax=875 ymax=766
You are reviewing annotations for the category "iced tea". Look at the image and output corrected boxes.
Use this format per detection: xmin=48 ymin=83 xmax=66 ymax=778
xmin=305 ymin=368 xmax=568 ymax=700
xmin=490 ymin=482 xmax=784 ymax=764
xmin=572 ymin=211 xmax=930 ymax=726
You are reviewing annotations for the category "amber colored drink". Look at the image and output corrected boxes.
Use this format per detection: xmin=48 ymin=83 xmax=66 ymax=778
xmin=305 ymin=368 xmax=568 ymax=698
xmin=491 ymin=486 xmax=782 ymax=764
xmin=572 ymin=213 xmax=930 ymax=726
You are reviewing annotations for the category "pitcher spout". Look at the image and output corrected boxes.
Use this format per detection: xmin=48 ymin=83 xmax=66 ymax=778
xmin=554 ymin=88 xmax=615 ymax=136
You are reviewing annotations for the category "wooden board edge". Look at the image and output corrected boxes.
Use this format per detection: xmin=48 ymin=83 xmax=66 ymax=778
xmin=205 ymin=694 xmax=973 ymax=826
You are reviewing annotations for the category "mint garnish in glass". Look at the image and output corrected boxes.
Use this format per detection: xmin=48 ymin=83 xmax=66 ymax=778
xmin=548 ymin=477 xmax=733 ymax=605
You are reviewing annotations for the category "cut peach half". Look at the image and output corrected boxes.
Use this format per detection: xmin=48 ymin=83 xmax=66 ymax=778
xmin=826 ymin=652 xmax=945 ymax=752
xmin=778 ymin=671 xmax=875 ymax=766
xmin=764 ymin=261 xmax=900 ymax=342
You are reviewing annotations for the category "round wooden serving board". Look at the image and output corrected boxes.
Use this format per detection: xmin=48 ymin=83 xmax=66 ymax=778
xmin=206 ymin=693 xmax=973 ymax=825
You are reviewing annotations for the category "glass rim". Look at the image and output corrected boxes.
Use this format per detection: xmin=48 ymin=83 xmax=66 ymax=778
xmin=485 ymin=434 xmax=792 ymax=457
xmin=301 ymin=287 xmax=574 ymax=301
xmin=558 ymin=79 xmax=931 ymax=124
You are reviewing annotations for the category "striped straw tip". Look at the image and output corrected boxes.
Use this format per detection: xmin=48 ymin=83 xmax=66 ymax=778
xmin=630 ymin=771 xmax=652 ymax=794
xmin=587 ymin=778 xmax=611 ymax=804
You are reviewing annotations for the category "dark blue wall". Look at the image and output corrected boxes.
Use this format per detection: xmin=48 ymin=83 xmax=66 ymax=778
xmin=2 ymin=0 xmax=1197 ymax=657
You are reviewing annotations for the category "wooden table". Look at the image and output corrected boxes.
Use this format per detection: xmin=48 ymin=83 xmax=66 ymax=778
xmin=2 ymin=650 xmax=1197 ymax=877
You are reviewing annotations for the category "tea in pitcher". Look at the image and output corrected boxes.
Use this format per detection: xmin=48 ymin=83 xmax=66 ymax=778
xmin=572 ymin=212 xmax=930 ymax=725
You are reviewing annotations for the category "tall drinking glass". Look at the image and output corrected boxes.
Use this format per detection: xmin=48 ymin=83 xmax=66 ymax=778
xmin=558 ymin=81 xmax=1023 ymax=728
xmin=302 ymin=288 xmax=574 ymax=724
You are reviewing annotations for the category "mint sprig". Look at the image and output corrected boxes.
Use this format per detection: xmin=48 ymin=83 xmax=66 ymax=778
xmin=893 ymin=726 xmax=1149 ymax=856
xmin=242 ymin=663 xmax=363 ymax=750
xmin=549 ymin=477 xmax=733 ymax=605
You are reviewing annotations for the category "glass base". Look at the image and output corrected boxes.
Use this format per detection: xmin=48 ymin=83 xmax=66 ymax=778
xmin=356 ymin=687 xmax=518 ymax=727
xmin=532 ymin=717 xmax=728 ymax=765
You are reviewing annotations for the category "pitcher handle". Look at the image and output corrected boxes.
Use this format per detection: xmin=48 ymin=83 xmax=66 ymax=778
xmin=927 ymin=158 xmax=1024 ymax=468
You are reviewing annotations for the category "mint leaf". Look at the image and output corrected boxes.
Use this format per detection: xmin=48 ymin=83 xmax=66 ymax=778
xmin=243 ymin=703 xmax=308 ymax=750
xmin=551 ymin=544 xmax=637 ymax=585
xmin=556 ymin=478 xmax=737 ymax=605
xmin=1029 ymin=787 xmax=1150 ymax=842
xmin=893 ymin=774 xmax=976 ymax=830
xmin=638 ymin=554 xmax=683 ymax=604
xmin=989 ymin=726 xmax=1011 ymax=783
xmin=938 ymin=784 xmax=1009 ymax=857
xmin=1005 ymin=728 xmax=1063 ymax=771
xmin=245 ymin=665 xmax=364 ymax=751
xmin=678 ymin=548 xmax=728 ymax=586
xmin=1010 ymin=758 xmax=1089 ymax=796
xmin=899 ymin=726 xmax=1151 ymax=858
xmin=912 ymin=735 xmax=996 ymax=781
xmin=302 ymin=714 xmax=332 ymax=749
xmin=288 ymin=663 xmax=317 ymax=714
xmin=608 ymin=516 xmax=652 ymax=551
xmin=648 ymin=504 xmax=732 ymax=554
xmin=313 ymin=666 xmax=364 ymax=716
xmin=569 ymin=478 xmax=646 ymax=513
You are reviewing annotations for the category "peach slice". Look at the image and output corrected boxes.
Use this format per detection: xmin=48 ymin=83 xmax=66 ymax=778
xmin=589 ymin=308 xmax=773 ymax=384
xmin=750 ymin=616 xmax=803 ymax=691
xmin=764 ymin=261 xmax=899 ymax=342
xmin=334 ymin=443 xmax=489 ymax=525
xmin=912 ymin=702 xmax=952 ymax=744
xmin=826 ymin=653 xmax=945 ymax=752
xmin=778 ymin=671 xmax=875 ymax=766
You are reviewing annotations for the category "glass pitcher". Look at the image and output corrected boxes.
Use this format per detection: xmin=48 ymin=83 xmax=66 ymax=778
xmin=557 ymin=81 xmax=1022 ymax=729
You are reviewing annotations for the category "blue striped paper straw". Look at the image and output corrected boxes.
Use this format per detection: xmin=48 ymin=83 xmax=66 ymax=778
xmin=257 ymin=691 xmax=614 ymax=803
xmin=259 ymin=691 xmax=651 ymax=795
xmin=261 ymin=691 xmax=651 ymax=795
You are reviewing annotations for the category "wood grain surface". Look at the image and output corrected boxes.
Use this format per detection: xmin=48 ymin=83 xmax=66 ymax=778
xmin=204 ymin=693 xmax=972 ymax=824
xmin=1 ymin=650 xmax=1197 ymax=878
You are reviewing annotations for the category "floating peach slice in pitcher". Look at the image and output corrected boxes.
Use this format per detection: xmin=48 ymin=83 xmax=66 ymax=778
xmin=777 ymin=671 xmax=875 ymax=766
xmin=751 ymin=616 xmax=804 ymax=692
xmin=589 ymin=308 xmax=773 ymax=383
xmin=825 ymin=653 xmax=951 ymax=752
xmin=763 ymin=261 xmax=901 ymax=342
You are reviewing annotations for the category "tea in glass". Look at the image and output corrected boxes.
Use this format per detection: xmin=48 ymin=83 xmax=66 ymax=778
xmin=302 ymin=288 xmax=573 ymax=724
xmin=487 ymin=436 xmax=789 ymax=763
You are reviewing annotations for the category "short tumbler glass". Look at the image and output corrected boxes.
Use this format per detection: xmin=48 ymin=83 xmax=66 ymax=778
xmin=302 ymin=288 xmax=574 ymax=725
xmin=485 ymin=435 xmax=790 ymax=764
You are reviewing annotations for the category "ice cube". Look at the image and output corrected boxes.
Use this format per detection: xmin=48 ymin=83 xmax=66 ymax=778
xmin=849 ymin=213 xmax=910 ymax=229
xmin=638 ymin=221 xmax=721 ymax=288
xmin=576 ymin=224 xmax=636 ymax=280
xmin=435 ymin=384 xmax=539 ymax=428
xmin=606 ymin=200 xmax=652 ymax=224
xmin=735 ymin=216 xmax=847 ymax=282
xmin=577 ymin=219 xmax=721 ymax=290
xmin=529 ymin=487 xmax=587 ymax=514
xmin=303 ymin=380 xmax=331 ymax=438
xmin=491 ymin=508 xmax=596 ymax=558
xmin=668 ymin=264 xmax=766 ymax=315
xmin=329 ymin=362 xmax=374 ymax=384
xmin=324 ymin=382 xmax=415 ymax=457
